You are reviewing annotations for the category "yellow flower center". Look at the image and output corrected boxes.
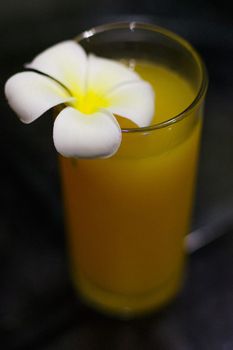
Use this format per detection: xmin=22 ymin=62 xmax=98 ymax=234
xmin=72 ymin=90 xmax=109 ymax=114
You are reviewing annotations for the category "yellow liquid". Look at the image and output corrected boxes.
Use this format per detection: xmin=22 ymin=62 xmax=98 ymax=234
xmin=60 ymin=62 xmax=202 ymax=317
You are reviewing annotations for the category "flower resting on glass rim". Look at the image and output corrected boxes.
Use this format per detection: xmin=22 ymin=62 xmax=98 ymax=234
xmin=5 ymin=40 xmax=155 ymax=159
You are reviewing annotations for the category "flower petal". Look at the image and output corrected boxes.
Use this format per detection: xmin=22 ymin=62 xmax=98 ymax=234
xmin=87 ymin=54 xmax=140 ymax=95
xmin=4 ymin=72 xmax=74 ymax=124
xmin=53 ymin=107 xmax=122 ymax=158
xmin=106 ymin=81 xmax=155 ymax=127
xmin=26 ymin=41 xmax=87 ymax=94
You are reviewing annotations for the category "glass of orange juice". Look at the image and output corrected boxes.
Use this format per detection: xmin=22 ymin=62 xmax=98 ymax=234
xmin=59 ymin=22 xmax=208 ymax=318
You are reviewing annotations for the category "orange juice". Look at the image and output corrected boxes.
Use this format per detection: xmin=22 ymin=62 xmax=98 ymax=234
xmin=59 ymin=61 xmax=203 ymax=316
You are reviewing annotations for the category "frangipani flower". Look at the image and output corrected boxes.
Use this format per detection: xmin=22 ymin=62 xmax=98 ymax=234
xmin=5 ymin=41 xmax=155 ymax=158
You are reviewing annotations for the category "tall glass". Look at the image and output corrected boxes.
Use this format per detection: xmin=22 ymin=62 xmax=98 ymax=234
xmin=59 ymin=22 xmax=208 ymax=317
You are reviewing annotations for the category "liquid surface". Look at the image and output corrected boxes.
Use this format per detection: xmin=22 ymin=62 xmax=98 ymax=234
xmin=118 ymin=60 xmax=195 ymax=128
xmin=60 ymin=61 xmax=202 ymax=316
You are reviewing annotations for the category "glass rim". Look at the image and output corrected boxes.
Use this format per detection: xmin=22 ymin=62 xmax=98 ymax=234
xmin=75 ymin=21 xmax=208 ymax=134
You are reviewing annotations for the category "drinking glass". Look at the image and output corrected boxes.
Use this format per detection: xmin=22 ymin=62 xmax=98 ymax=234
xmin=59 ymin=22 xmax=208 ymax=318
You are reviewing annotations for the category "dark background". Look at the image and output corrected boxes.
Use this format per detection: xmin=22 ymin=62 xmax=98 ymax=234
xmin=1 ymin=1 xmax=233 ymax=349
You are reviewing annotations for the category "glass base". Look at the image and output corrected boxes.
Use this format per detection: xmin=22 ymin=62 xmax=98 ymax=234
xmin=73 ymin=269 xmax=183 ymax=319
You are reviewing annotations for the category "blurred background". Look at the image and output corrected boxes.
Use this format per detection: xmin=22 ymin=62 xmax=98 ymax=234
xmin=0 ymin=1 xmax=233 ymax=349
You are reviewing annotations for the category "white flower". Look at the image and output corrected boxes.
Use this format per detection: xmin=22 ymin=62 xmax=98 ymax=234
xmin=5 ymin=41 xmax=155 ymax=158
